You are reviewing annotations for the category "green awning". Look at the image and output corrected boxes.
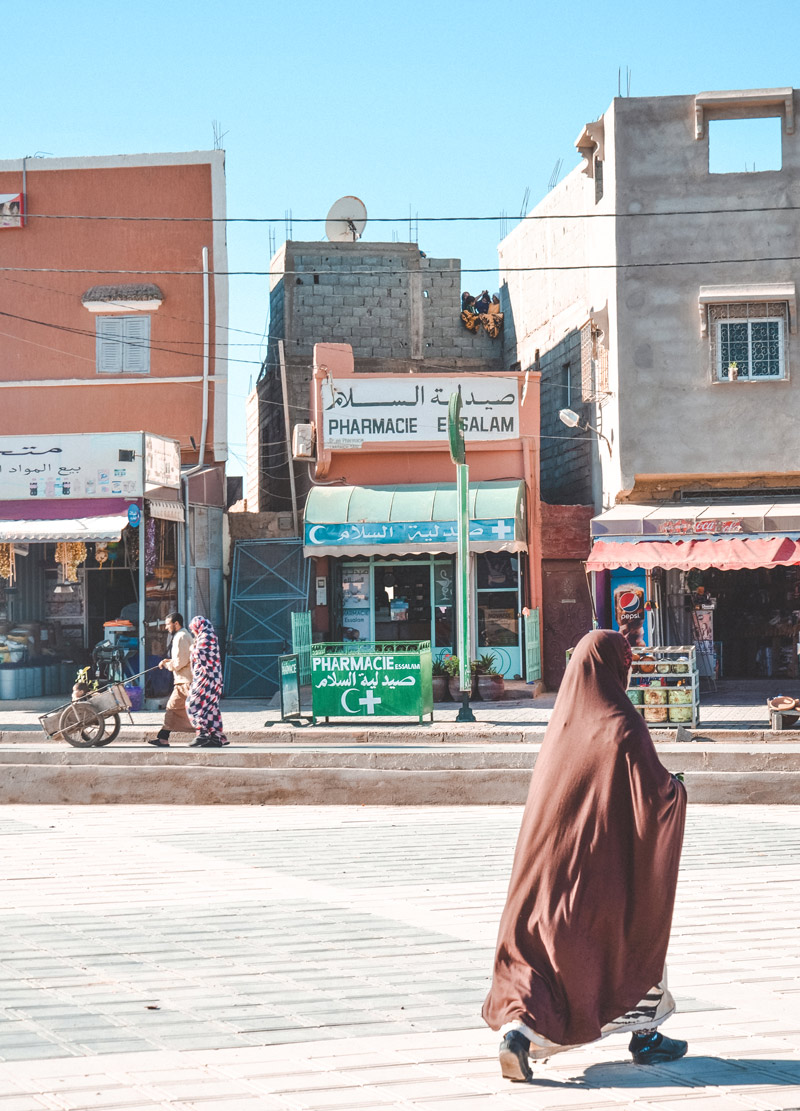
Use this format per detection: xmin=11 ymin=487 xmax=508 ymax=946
xmin=304 ymin=480 xmax=527 ymax=557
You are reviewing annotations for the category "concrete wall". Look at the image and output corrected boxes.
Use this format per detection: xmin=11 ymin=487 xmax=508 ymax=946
xmin=613 ymin=90 xmax=800 ymax=495
xmin=499 ymin=118 xmax=620 ymax=510
xmin=0 ymin=152 xmax=228 ymax=466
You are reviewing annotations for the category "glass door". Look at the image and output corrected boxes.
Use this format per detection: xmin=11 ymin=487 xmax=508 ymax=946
xmin=476 ymin=552 xmax=522 ymax=677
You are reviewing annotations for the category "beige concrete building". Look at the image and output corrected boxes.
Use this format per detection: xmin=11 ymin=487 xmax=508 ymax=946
xmin=502 ymin=88 xmax=800 ymax=682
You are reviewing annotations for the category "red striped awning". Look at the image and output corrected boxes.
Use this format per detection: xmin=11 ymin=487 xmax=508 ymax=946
xmin=585 ymin=536 xmax=800 ymax=572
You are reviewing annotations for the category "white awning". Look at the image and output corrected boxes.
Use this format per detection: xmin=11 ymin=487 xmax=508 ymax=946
xmin=0 ymin=515 xmax=128 ymax=542
xmin=147 ymin=499 xmax=184 ymax=523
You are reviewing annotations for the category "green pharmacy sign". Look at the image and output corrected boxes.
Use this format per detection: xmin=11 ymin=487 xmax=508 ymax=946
xmin=310 ymin=642 xmax=434 ymax=723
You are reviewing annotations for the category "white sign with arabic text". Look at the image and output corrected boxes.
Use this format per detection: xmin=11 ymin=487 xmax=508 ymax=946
xmin=321 ymin=376 xmax=520 ymax=449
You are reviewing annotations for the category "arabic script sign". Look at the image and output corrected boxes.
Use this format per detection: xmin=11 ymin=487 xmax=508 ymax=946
xmin=0 ymin=433 xmax=178 ymax=500
xmin=305 ymin=518 xmax=518 ymax=548
xmin=321 ymin=376 xmax=520 ymax=449
xmin=310 ymin=645 xmax=433 ymax=721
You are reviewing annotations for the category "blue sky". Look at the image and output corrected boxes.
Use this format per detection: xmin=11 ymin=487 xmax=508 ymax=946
xmin=4 ymin=0 xmax=797 ymax=474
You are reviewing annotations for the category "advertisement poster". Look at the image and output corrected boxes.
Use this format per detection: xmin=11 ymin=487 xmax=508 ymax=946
xmin=609 ymin=567 xmax=650 ymax=646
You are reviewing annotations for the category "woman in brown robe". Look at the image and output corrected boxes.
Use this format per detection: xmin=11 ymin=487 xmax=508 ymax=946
xmin=483 ymin=629 xmax=687 ymax=1081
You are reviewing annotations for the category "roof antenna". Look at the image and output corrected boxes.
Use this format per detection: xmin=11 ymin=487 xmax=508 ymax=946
xmin=211 ymin=119 xmax=228 ymax=150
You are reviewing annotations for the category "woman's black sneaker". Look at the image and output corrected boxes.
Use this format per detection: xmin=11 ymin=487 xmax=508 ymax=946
xmin=499 ymin=1030 xmax=532 ymax=1082
xmin=629 ymin=1031 xmax=688 ymax=1064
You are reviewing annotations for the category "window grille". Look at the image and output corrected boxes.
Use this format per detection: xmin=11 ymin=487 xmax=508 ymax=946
xmin=580 ymin=320 xmax=609 ymax=402
xmin=708 ymin=301 xmax=787 ymax=380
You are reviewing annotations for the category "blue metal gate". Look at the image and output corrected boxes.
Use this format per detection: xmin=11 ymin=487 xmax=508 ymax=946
xmin=224 ymin=540 xmax=311 ymax=698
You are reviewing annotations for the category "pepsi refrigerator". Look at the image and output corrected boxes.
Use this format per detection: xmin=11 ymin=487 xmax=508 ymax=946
xmin=609 ymin=568 xmax=651 ymax=647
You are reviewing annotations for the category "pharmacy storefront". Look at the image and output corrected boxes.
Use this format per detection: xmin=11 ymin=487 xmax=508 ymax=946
xmin=304 ymin=480 xmax=528 ymax=678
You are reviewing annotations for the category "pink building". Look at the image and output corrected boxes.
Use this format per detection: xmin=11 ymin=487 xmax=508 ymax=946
xmin=0 ymin=152 xmax=227 ymax=692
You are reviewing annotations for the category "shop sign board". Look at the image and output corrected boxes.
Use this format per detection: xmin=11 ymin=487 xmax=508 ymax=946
xmin=310 ymin=642 xmax=433 ymax=722
xmin=279 ymin=654 xmax=302 ymax=720
xmin=306 ymin=518 xmax=517 ymax=549
xmin=321 ymin=376 xmax=520 ymax=449
xmin=0 ymin=433 xmax=180 ymax=500
xmin=652 ymin=518 xmax=744 ymax=536
xmin=144 ymin=434 xmax=181 ymax=490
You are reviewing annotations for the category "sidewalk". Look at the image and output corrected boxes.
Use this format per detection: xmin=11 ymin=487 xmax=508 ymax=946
xmin=0 ymin=804 xmax=797 ymax=1109
xmin=0 ymin=679 xmax=796 ymax=737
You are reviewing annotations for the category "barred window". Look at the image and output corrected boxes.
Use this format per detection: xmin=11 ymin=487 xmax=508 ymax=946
xmin=708 ymin=302 xmax=787 ymax=380
xmin=580 ymin=320 xmax=609 ymax=402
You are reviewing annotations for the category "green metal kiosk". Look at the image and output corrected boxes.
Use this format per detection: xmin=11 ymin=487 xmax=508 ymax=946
xmin=310 ymin=641 xmax=434 ymax=723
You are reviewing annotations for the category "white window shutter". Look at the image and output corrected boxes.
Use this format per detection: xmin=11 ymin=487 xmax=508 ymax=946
xmin=122 ymin=316 xmax=150 ymax=373
xmin=97 ymin=317 xmax=124 ymax=373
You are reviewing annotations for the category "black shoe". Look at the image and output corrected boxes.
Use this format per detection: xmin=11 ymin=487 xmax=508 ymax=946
xmin=499 ymin=1030 xmax=532 ymax=1082
xmin=629 ymin=1031 xmax=688 ymax=1065
xmin=203 ymin=736 xmax=224 ymax=748
xmin=147 ymin=738 xmax=170 ymax=747
xmin=190 ymin=736 xmax=212 ymax=747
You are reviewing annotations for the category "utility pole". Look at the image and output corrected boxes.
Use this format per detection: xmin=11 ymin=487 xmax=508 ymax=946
xmin=448 ymin=391 xmax=475 ymax=723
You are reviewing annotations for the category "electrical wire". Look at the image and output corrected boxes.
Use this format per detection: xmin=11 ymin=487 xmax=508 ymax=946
xmin=2 ymin=254 xmax=800 ymax=276
xmin=18 ymin=203 xmax=800 ymax=223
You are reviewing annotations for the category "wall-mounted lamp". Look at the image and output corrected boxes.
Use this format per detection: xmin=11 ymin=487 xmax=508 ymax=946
xmin=558 ymin=408 xmax=613 ymax=456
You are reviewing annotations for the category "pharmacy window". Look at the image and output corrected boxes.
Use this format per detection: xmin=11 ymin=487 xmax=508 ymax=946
xmin=708 ymin=302 xmax=787 ymax=381
xmin=96 ymin=315 xmax=150 ymax=374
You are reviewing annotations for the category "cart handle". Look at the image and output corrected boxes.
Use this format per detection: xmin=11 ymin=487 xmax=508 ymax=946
xmin=119 ymin=665 xmax=163 ymax=686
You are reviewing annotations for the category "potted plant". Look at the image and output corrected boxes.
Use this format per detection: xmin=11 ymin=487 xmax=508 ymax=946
xmin=442 ymin=654 xmax=470 ymax=701
xmin=472 ymin=652 xmax=505 ymax=701
xmin=431 ymin=658 xmax=450 ymax=702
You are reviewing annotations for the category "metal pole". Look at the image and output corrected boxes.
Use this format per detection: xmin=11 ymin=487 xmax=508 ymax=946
xmin=455 ymin=459 xmax=475 ymax=722
xmin=138 ymin=506 xmax=146 ymax=682
xmin=278 ymin=340 xmax=299 ymax=536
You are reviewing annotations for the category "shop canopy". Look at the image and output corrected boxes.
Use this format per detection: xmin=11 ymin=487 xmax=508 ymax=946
xmin=304 ymin=480 xmax=527 ymax=558
xmin=0 ymin=514 xmax=128 ymax=543
xmin=585 ymin=536 xmax=800 ymax=572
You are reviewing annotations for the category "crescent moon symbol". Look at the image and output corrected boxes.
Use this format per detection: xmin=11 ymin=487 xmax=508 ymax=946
xmin=308 ymin=525 xmax=325 ymax=544
xmin=341 ymin=687 xmax=360 ymax=713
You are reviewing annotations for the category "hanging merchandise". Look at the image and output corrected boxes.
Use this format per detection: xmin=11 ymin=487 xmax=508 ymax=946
xmin=145 ymin=518 xmax=157 ymax=577
xmin=0 ymin=544 xmax=16 ymax=585
xmin=55 ymin=542 xmax=88 ymax=583
xmin=94 ymin=542 xmax=109 ymax=566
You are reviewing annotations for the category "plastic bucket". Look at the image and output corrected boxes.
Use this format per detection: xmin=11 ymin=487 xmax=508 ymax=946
xmin=61 ymin=662 xmax=75 ymax=694
xmin=126 ymin=684 xmax=144 ymax=712
xmin=0 ymin=667 xmax=16 ymax=700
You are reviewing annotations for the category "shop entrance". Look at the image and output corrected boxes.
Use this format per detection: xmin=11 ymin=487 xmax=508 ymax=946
xmin=664 ymin=565 xmax=800 ymax=680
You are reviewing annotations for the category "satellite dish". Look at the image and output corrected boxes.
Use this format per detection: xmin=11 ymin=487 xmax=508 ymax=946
xmin=325 ymin=196 xmax=367 ymax=243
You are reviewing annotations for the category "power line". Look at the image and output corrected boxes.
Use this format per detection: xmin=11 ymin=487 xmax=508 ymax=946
xmin=17 ymin=203 xmax=800 ymax=223
xmin=3 ymin=253 xmax=800 ymax=277
xmin=0 ymin=272 xmax=272 ymax=343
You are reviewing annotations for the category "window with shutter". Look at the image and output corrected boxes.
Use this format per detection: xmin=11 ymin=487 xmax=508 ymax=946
xmin=96 ymin=314 xmax=150 ymax=374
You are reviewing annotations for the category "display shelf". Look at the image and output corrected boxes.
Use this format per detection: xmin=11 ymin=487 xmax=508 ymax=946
xmin=628 ymin=645 xmax=699 ymax=729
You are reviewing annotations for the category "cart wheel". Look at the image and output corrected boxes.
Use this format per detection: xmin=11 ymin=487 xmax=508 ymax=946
xmin=93 ymin=713 xmax=121 ymax=746
xmin=58 ymin=703 xmax=104 ymax=747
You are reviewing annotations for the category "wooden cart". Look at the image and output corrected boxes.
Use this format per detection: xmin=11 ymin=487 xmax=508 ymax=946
xmin=38 ymin=682 xmax=134 ymax=747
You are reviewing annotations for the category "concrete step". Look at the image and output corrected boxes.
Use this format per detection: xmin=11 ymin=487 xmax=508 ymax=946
xmin=1 ymin=743 xmax=800 ymax=805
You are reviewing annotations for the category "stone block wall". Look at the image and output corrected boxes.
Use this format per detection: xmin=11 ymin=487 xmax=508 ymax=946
xmin=538 ymin=329 xmax=595 ymax=505
xmin=253 ymin=240 xmax=504 ymax=509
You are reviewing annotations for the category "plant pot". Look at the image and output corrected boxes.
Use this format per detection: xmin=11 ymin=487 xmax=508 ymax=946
xmin=477 ymin=674 xmax=505 ymax=702
xmin=448 ymin=676 xmax=477 ymax=701
xmin=432 ymin=676 xmax=449 ymax=702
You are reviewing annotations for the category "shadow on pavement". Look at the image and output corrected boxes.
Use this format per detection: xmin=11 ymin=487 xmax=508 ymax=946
xmin=571 ymin=1056 xmax=800 ymax=1088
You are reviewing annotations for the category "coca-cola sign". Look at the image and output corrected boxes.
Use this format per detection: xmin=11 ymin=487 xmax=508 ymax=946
xmin=657 ymin=519 xmax=743 ymax=535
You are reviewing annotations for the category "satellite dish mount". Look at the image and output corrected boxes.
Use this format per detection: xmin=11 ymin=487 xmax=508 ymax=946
xmin=325 ymin=196 xmax=368 ymax=243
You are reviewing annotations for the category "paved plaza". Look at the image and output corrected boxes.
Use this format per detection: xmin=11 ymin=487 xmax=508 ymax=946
xmin=0 ymin=805 xmax=797 ymax=1108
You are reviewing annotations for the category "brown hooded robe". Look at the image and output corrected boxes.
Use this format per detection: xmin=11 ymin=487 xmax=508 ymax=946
xmin=482 ymin=629 xmax=686 ymax=1047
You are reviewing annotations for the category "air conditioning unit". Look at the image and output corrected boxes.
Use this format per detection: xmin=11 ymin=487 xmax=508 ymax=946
xmin=292 ymin=423 xmax=316 ymax=460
